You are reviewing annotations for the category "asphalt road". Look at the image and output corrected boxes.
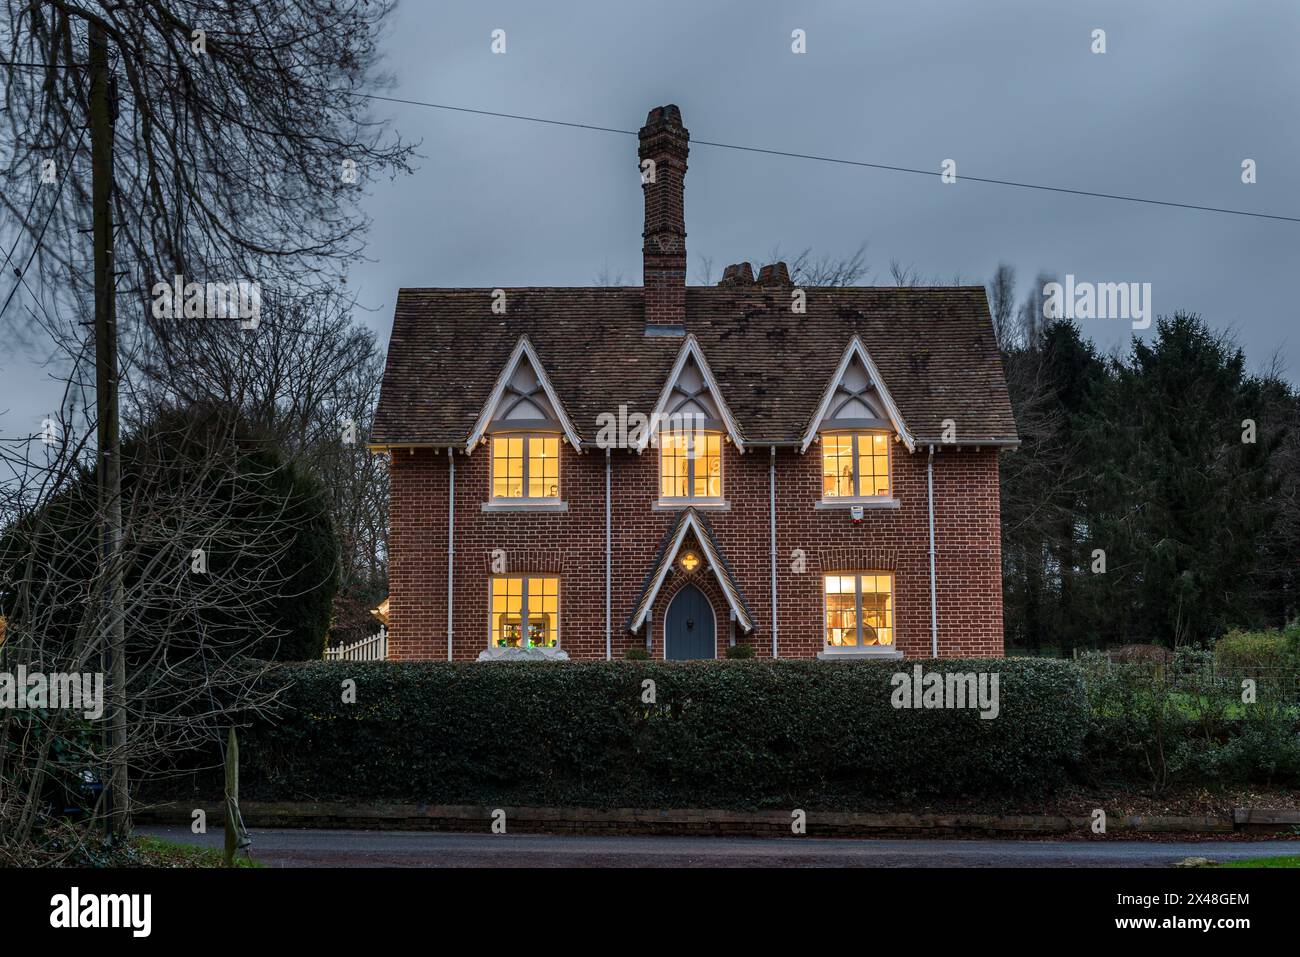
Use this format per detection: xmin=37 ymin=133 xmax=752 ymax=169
xmin=138 ymin=826 xmax=1298 ymax=868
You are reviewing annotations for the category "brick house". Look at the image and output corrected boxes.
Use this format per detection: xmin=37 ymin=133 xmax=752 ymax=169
xmin=371 ymin=105 xmax=1018 ymax=662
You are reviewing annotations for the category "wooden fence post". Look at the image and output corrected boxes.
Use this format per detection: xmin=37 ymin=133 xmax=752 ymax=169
xmin=223 ymin=727 xmax=238 ymax=867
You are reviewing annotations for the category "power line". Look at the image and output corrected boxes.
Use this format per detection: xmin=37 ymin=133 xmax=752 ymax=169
xmin=350 ymin=93 xmax=637 ymax=138
xmin=4 ymin=58 xmax=1295 ymax=224
xmin=349 ymin=92 xmax=1300 ymax=225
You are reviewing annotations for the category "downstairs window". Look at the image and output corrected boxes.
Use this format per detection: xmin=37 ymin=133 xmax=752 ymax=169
xmin=490 ymin=576 xmax=560 ymax=649
xmin=824 ymin=573 xmax=894 ymax=651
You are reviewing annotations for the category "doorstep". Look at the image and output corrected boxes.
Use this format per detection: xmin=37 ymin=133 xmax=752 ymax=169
xmin=132 ymin=801 xmax=1270 ymax=838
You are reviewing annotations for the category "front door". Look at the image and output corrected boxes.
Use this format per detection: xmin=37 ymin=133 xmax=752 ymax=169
xmin=665 ymin=584 xmax=715 ymax=660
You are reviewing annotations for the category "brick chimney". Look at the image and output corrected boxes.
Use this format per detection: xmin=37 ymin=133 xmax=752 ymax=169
xmin=639 ymin=105 xmax=688 ymax=334
xmin=718 ymin=262 xmax=756 ymax=287
xmin=757 ymin=262 xmax=791 ymax=286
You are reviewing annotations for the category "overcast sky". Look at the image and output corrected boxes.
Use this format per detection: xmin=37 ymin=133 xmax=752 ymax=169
xmin=3 ymin=0 xmax=1298 ymax=439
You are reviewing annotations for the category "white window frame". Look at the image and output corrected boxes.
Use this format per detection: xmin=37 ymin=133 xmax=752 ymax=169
xmin=490 ymin=432 xmax=562 ymax=503
xmin=657 ymin=429 xmax=725 ymax=505
xmin=488 ymin=575 xmax=561 ymax=650
xmin=818 ymin=430 xmax=893 ymax=504
xmin=820 ymin=571 xmax=897 ymax=657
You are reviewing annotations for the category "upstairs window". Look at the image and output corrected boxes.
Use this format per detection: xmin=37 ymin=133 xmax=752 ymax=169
xmin=491 ymin=576 xmax=559 ymax=648
xmin=645 ymin=339 xmax=740 ymax=504
xmin=804 ymin=340 xmax=911 ymax=503
xmin=492 ymin=434 xmax=559 ymax=500
xmin=660 ymin=431 xmax=722 ymax=500
xmin=821 ymin=431 xmax=890 ymax=499
xmin=477 ymin=343 xmax=571 ymax=503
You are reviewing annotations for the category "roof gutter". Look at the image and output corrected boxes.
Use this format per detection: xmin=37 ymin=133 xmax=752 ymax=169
xmin=912 ymin=437 xmax=1022 ymax=450
xmin=366 ymin=442 xmax=455 ymax=453
xmin=373 ymin=437 xmax=1020 ymax=452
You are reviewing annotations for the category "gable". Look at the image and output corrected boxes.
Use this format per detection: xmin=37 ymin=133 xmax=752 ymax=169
xmin=665 ymin=354 xmax=721 ymax=424
xmin=637 ymin=335 xmax=745 ymax=452
xmin=464 ymin=336 xmax=582 ymax=452
xmin=801 ymin=336 xmax=915 ymax=452
xmin=627 ymin=508 xmax=755 ymax=634
xmin=828 ymin=355 xmax=887 ymax=425
xmin=492 ymin=354 xmax=560 ymax=427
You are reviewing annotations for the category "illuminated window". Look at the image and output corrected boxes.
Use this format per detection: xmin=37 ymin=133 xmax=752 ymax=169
xmin=491 ymin=434 xmax=560 ymax=500
xmin=821 ymin=431 xmax=890 ymax=498
xmin=824 ymin=573 xmax=894 ymax=650
xmin=491 ymin=576 xmax=559 ymax=648
xmin=680 ymin=550 xmax=700 ymax=573
xmin=660 ymin=431 xmax=722 ymax=500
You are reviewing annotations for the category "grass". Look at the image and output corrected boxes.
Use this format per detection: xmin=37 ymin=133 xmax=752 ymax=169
xmin=1 ymin=825 xmax=263 ymax=867
xmin=130 ymin=835 xmax=262 ymax=868
xmin=1218 ymin=855 xmax=1300 ymax=869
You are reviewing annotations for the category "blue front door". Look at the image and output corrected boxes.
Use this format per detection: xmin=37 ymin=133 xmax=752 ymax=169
xmin=665 ymin=584 xmax=715 ymax=660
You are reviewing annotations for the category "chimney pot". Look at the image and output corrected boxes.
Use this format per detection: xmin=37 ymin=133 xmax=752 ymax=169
xmin=718 ymin=262 xmax=756 ymax=287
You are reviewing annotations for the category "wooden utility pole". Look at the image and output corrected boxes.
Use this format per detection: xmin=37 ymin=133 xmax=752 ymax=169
xmin=89 ymin=23 xmax=128 ymax=840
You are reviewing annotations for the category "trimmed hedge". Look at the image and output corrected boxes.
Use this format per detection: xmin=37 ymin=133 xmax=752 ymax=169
xmin=237 ymin=658 xmax=1086 ymax=808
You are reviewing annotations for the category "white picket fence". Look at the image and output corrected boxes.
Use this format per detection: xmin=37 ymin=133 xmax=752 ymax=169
xmin=325 ymin=627 xmax=388 ymax=661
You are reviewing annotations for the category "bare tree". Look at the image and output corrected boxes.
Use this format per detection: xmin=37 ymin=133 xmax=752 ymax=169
xmin=0 ymin=0 xmax=410 ymax=844
xmin=787 ymin=241 xmax=871 ymax=287
xmin=886 ymin=258 xmax=965 ymax=288
xmin=594 ymin=263 xmax=626 ymax=287
xmin=132 ymin=289 xmax=390 ymax=649
xmin=0 ymin=405 xmax=314 ymax=858
xmin=692 ymin=255 xmax=714 ymax=286
xmin=1013 ymin=272 xmax=1059 ymax=349
xmin=987 ymin=263 xmax=1017 ymax=349
xmin=1 ymin=1 xmax=414 ymax=340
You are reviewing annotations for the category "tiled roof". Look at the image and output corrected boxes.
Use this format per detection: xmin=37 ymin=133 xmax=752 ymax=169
xmin=373 ymin=286 xmax=1018 ymax=447
xmin=626 ymin=507 xmax=756 ymax=635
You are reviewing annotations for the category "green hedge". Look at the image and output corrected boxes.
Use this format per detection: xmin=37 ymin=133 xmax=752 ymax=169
xmin=237 ymin=658 xmax=1087 ymax=808
xmin=1215 ymin=625 xmax=1300 ymax=672
xmin=1079 ymin=650 xmax=1300 ymax=790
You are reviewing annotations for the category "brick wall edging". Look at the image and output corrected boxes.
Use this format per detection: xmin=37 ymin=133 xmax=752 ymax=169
xmin=135 ymin=801 xmax=1256 ymax=837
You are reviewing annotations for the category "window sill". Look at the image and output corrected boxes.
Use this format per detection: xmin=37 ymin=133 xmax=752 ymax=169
xmin=817 ymin=648 xmax=904 ymax=660
xmin=482 ymin=500 xmax=568 ymax=513
xmin=477 ymin=646 xmax=570 ymax=662
xmin=814 ymin=497 xmax=900 ymax=510
xmin=653 ymin=499 xmax=730 ymax=512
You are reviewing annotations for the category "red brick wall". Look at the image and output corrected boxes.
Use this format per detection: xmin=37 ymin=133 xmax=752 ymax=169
xmin=387 ymin=441 xmax=1005 ymax=661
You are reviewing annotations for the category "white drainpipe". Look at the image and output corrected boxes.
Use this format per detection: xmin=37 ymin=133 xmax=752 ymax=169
xmin=605 ymin=447 xmax=612 ymax=661
xmin=927 ymin=444 xmax=938 ymax=658
xmin=769 ymin=446 xmax=778 ymax=658
xmin=447 ymin=446 xmax=455 ymax=662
